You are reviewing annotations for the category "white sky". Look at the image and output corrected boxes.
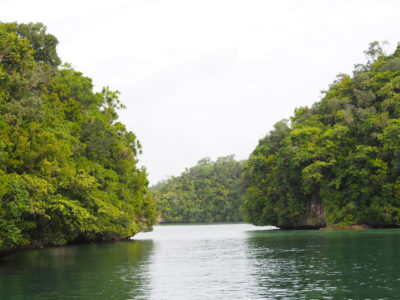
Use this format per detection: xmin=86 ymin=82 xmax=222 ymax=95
xmin=1 ymin=0 xmax=400 ymax=184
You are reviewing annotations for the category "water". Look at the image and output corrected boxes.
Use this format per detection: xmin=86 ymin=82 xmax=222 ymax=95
xmin=1 ymin=224 xmax=400 ymax=299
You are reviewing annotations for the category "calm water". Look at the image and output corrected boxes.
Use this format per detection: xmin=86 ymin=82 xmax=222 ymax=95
xmin=1 ymin=224 xmax=400 ymax=299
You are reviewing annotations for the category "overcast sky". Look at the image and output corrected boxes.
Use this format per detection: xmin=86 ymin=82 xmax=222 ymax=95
xmin=2 ymin=0 xmax=400 ymax=184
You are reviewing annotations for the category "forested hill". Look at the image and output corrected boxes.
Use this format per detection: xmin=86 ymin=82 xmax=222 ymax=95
xmin=243 ymin=42 xmax=400 ymax=229
xmin=0 ymin=22 xmax=155 ymax=253
xmin=151 ymin=156 xmax=245 ymax=223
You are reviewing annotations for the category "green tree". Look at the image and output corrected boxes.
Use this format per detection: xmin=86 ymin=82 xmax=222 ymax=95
xmin=0 ymin=22 xmax=155 ymax=253
xmin=151 ymin=155 xmax=245 ymax=223
xmin=243 ymin=41 xmax=400 ymax=228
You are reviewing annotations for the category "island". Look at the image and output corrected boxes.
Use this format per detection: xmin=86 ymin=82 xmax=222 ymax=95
xmin=0 ymin=22 xmax=156 ymax=256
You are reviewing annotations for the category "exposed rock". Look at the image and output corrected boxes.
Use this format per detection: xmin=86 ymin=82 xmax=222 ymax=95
xmin=301 ymin=195 xmax=326 ymax=228
xmin=320 ymin=224 xmax=370 ymax=231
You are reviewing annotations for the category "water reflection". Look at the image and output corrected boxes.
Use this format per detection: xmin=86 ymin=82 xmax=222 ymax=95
xmin=0 ymin=240 xmax=154 ymax=300
xmin=136 ymin=224 xmax=262 ymax=300
xmin=2 ymin=225 xmax=400 ymax=299
xmin=245 ymin=229 xmax=400 ymax=299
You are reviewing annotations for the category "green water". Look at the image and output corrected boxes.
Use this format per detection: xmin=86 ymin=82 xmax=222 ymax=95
xmin=1 ymin=224 xmax=400 ymax=299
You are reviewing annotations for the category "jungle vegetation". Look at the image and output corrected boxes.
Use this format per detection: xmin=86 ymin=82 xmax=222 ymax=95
xmin=243 ymin=42 xmax=400 ymax=228
xmin=2 ymin=21 xmax=400 ymax=246
xmin=0 ymin=22 xmax=155 ymax=252
xmin=151 ymin=155 xmax=245 ymax=223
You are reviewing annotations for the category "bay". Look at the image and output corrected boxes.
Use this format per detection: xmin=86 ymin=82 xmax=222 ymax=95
xmin=1 ymin=224 xmax=400 ymax=299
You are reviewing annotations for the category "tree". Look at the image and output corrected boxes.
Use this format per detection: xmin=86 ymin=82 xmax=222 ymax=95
xmin=151 ymin=155 xmax=245 ymax=223
xmin=0 ymin=22 xmax=155 ymax=252
xmin=243 ymin=42 xmax=400 ymax=228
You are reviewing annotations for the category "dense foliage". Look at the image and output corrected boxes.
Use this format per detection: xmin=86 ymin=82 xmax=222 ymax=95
xmin=151 ymin=155 xmax=245 ymax=223
xmin=243 ymin=42 xmax=400 ymax=228
xmin=0 ymin=22 xmax=155 ymax=251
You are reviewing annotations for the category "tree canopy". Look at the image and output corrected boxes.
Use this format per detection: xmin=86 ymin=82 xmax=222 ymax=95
xmin=243 ymin=42 xmax=400 ymax=228
xmin=0 ymin=22 xmax=155 ymax=252
xmin=151 ymin=155 xmax=245 ymax=223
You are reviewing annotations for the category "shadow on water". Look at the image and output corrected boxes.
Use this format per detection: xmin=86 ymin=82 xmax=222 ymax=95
xmin=245 ymin=229 xmax=400 ymax=299
xmin=3 ymin=225 xmax=400 ymax=299
xmin=0 ymin=240 xmax=154 ymax=300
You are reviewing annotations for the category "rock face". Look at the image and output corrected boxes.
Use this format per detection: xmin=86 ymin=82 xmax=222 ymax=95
xmin=279 ymin=196 xmax=326 ymax=229
xmin=302 ymin=195 xmax=326 ymax=228
xmin=320 ymin=224 xmax=370 ymax=231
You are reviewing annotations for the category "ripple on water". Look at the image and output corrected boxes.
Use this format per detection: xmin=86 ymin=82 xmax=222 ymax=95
xmin=2 ymin=225 xmax=400 ymax=299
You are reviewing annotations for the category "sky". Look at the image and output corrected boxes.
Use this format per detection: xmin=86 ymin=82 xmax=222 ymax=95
xmin=1 ymin=0 xmax=400 ymax=184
